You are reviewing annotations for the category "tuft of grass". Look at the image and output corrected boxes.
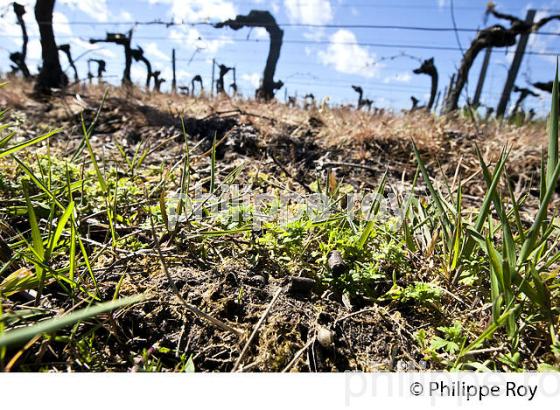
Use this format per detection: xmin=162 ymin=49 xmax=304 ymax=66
xmin=410 ymin=64 xmax=560 ymax=364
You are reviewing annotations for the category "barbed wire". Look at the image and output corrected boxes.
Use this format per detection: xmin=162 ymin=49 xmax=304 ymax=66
xmin=10 ymin=19 xmax=560 ymax=37
xmin=0 ymin=32 xmax=558 ymax=57
xmin=145 ymin=0 xmax=560 ymax=13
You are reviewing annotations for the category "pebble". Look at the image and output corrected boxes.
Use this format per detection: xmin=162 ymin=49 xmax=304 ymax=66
xmin=316 ymin=326 xmax=335 ymax=348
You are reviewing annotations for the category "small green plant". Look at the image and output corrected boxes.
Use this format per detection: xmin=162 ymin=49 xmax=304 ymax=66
xmin=392 ymin=281 xmax=442 ymax=306
xmin=415 ymin=321 xmax=467 ymax=367
xmin=430 ymin=322 xmax=465 ymax=355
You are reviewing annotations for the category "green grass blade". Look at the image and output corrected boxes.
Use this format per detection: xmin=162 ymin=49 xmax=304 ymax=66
xmin=23 ymin=181 xmax=46 ymax=303
xmin=47 ymin=201 xmax=74 ymax=256
xmin=0 ymin=131 xmax=16 ymax=149
xmin=458 ymin=146 xmax=509 ymax=267
xmin=458 ymin=306 xmax=518 ymax=359
xmin=13 ymin=156 xmax=65 ymax=210
xmin=518 ymin=158 xmax=560 ymax=266
xmin=476 ymin=147 xmax=516 ymax=271
xmin=81 ymin=115 xmax=108 ymax=194
xmin=546 ymin=62 xmax=559 ymax=187
xmin=0 ymin=129 xmax=60 ymax=159
xmin=71 ymin=91 xmax=108 ymax=162
xmin=412 ymin=142 xmax=451 ymax=230
xmin=0 ymin=295 xmax=145 ymax=348
xmin=23 ymin=182 xmax=45 ymax=261
xmin=358 ymin=171 xmax=387 ymax=249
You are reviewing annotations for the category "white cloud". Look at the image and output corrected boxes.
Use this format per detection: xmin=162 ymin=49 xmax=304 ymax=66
xmin=59 ymin=0 xmax=109 ymax=22
xmin=26 ymin=41 xmax=42 ymax=62
xmin=437 ymin=0 xmax=448 ymax=8
xmin=318 ymin=30 xmax=379 ymax=78
xmin=242 ymin=72 xmax=261 ymax=89
xmin=149 ymin=0 xmax=236 ymax=22
xmin=175 ymin=69 xmax=193 ymax=81
xmin=383 ymin=72 xmax=412 ymax=84
xmin=53 ymin=12 xmax=73 ymax=37
xmin=118 ymin=10 xmax=134 ymax=22
xmin=144 ymin=42 xmax=169 ymax=62
xmin=158 ymin=67 xmax=192 ymax=81
xmin=254 ymin=27 xmax=268 ymax=40
xmin=131 ymin=65 xmax=148 ymax=84
xmin=284 ymin=0 xmax=333 ymax=25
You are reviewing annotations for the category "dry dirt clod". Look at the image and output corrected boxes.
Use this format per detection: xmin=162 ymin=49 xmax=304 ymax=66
xmin=316 ymin=326 xmax=335 ymax=348
xmin=288 ymin=276 xmax=316 ymax=296
xmin=328 ymin=250 xmax=347 ymax=277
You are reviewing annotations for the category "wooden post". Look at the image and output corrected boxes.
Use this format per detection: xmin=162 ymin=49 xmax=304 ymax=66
xmin=447 ymin=74 xmax=455 ymax=100
xmin=171 ymin=48 xmax=177 ymax=93
xmin=472 ymin=47 xmax=492 ymax=107
xmin=211 ymin=58 xmax=215 ymax=97
xmin=496 ymin=9 xmax=536 ymax=117
xmin=440 ymin=74 xmax=454 ymax=115
xmin=433 ymin=90 xmax=441 ymax=113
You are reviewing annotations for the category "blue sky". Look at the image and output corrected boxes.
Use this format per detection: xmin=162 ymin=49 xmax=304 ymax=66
xmin=0 ymin=0 xmax=559 ymax=114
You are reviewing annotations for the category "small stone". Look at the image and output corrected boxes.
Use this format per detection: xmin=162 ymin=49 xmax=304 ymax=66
xmin=342 ymin=292 xmax=353 ymax=311
xmin=250 ymin=274 xmax=266 ymax=287
xmin=316 ymin=326 xmax=334 ymax=348
xmin=396 ymin=360 xmax=409 ymax=371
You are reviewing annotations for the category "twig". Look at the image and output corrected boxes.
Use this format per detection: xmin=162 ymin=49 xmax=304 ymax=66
xmin=281 ymin=337 xmax=315 ymax=373
xmin=334 ymin=307 xmax=378 ymax=324
xmin=440 ymin=286 xmax=468 ymax=307
xmin=318 ymin=160 xmax=380 ymax=174
xmin=464 ymin=346 xmax=505 ymax=355
xmin=232 ymin=287 xmax=282 ymax=372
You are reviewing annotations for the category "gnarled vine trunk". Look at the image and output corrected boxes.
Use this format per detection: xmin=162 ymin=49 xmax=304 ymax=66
xmin=443 ymin=6 xmax=560 ymax=114
xmin=58 ymin=44 xmax=79 ymax=82
xmin=215 ymin=10 xmax=283 ymax=100
xmin=131 ymin=47 xmax=153 ymax=88
xmin=34 ymin=0 xmax=67 ymax=93
xmin=90 ymin=30 xmax=133 ymax=85
xmin=413 ymin=58 xmax=438 ymax=111
xmin=511 ymin=86 xmax=538 ymax=115
xmin=11 ymin=3 xmax=31 ymax=78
